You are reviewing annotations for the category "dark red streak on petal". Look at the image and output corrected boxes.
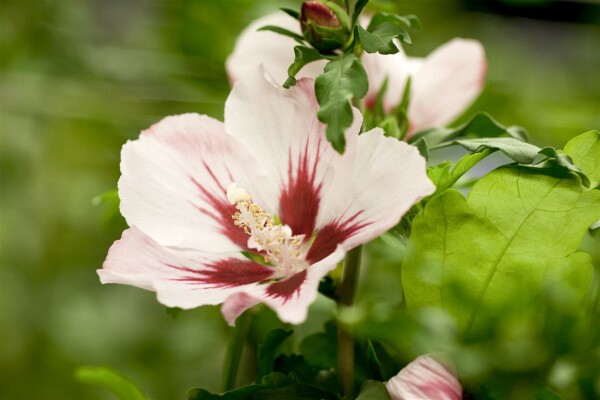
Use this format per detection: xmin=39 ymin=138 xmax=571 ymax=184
xmin=306 ymin=211 xmax=371 ymax=263
xmin=266 ymin=270 xmax=307 ymax=303
xmin=190 ymin=173 xmax=248 ymax=250
xmin=166 ymin=259 xmax=273 ymax=288
xmin=279 ymin=139 xmax=322 ymax=238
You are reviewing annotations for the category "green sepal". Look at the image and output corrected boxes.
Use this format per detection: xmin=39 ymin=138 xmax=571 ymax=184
xmin=258 ymin=25 xmax=305 ymax=44
xmin=378 ymin=116 xmax=402 ymax=140
xmin=280 ymin=7 xmax=300 ymax=20
xmin=352 ymin=0 xmax=370 ymax=25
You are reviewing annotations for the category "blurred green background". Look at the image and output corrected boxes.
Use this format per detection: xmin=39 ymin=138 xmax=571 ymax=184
xmin=1 ymin=0 xmax=599 ymax=399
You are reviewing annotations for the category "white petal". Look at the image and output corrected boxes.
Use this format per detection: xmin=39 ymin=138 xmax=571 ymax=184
xmin=226 ymin=12 xmax=327 ymax=84
xmin=409 ymin=38 xmax=486 ymax=134
xmin=119 ymin=113 xmax=276 ymax=252
xmin=310 ymin=128 xmax=434 ymax=259
xmin=254 ymin=248 xmax=346 ymax=324
xmin=221 ymin=293 xmax=260 ymax=326
xmin=386 ymin=355 xmax=462 ymax=400
xmin=99 ymin=227 xmax=277 ymax=309
xmin=361 ymin=48 xmax=412 ymax=110
xmin=225 ymin=67 xmax=362 ymax=239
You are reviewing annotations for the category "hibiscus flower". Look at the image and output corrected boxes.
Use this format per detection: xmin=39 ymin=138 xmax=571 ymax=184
xmin=99 ymin=68 xmax=434 ymax=325
xmin=386 ymin=355 xmax=462 ymax=400
xmin=226 ymin=12 xmax=486 ymax=136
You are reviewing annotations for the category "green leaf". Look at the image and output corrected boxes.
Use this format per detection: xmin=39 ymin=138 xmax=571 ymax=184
xmin=258 ymin=25 xmax=305 ymax=44
xmin=257 ymin=329 xmax=293 ymax=380
xmin=563 ymin=130 xmax=600 ymax=188
xmin=352 ymin=0 xmax=370 ymax=25
xmin=403 ymin=166 xmax=600 ymax=333
xmin=356 ymin=380 xmax=391 ymax=400
xmin=369 ymin=12 xmax=420 ymax=30
xmin=315 ymin=54 xmax=368 ymax=152
xmin=537 ymin=146 xmax=589 ymax=187
xmin=187 ymin=385 xmax=263 ymax=400
xmin=357 ymin=24 xmax=410 ymax=54
xmin=366 ymin=341 xmax=384 ymax=381
xmin=187 ymin=372 xmax=337 ymax=400
xmin=409 ymin=113 xmax=528 ymax=147
xmin=299 ymin=325 xmax=337 ymax=370
xmin=248 ymin=383 xmax=337 ymax=400
xmin=411 ymin=137 xmax=429 ymax=160
xmin=453 ymin=137 xmax=541 ymax=164
xmin=427 ymin=148 xmax=493 ymax=195
xmin=284 ymin=46 xmax=324 ymax=88
xmin=75 ymin=366 xmax=147 ymax=400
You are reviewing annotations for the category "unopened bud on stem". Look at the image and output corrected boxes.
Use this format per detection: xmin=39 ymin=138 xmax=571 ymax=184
xmin=300 ymin=1 xmax=351 ymax=52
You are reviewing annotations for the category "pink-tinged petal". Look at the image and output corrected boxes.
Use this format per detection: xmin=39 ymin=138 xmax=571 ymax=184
xmin=100 ymin=227 xmax=276 ymax=309
xmin=226 ymin=12 xmax=327 ymax=84
xmin=257 ymin=248 xmax=346 ymax=324
xmin=386 ymin=355 xmax=462 ymax=400
xmin=361 ymin=48 xmax=412 ymax=110
xmin=314 ymin=128 xmax=434 ymax=255
xmin=225 ymin=68 xmax=362 ymax=234
xmin=119 ymin=113 xmax=276 ymax=252
xmin=408 ymin=38 xmax=486 ymax=134
xmin=307 ymin=211 xmax=369 ymax=263
xmin=221 ymin=293 xmax=261 ymax=326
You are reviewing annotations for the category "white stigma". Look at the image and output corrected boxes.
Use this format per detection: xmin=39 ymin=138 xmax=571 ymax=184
xmin=227 ymin=183 xmax=307 ymax=277
xmin=227 ymin=183 xmax=250 ymax=204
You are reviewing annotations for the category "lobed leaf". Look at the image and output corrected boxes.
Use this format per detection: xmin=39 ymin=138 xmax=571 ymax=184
xmin=284 ymin=46 xmax=325 ymax=88
xmin=315 ymin=54 xmax=368 ymax=152
xmin=357 ymin=23 xmax=410 ymax=54
xmin=563 ymin=130 xmax=600 ymax=188
xmin=403 ymin=166 xmax=600 ymax=334
xmin=408 ymin=112 xmax=528 ymax=147
xmin=453 ymin=137 xmax=540 ymax=164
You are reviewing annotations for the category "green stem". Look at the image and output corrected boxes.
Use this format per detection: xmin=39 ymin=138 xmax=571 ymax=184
xmin=337 ymin=245 xmax=363 ymax=398
xmin=223 ymin=311 xmax=251 ymax=391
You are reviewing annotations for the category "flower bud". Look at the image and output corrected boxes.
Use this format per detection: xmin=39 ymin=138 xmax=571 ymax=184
xmin=300 ymin=1 xmax=351 ymax=52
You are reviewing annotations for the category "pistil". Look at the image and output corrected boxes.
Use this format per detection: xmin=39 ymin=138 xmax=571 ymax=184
xmin=227 ymin=183 xmax=307 ymax=277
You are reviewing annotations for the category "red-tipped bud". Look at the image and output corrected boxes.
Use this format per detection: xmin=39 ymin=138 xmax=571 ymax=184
xmin=300 ymin=1 xmax=350 ymax=52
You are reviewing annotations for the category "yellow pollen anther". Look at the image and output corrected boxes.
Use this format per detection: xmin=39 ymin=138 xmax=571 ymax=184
xmin=226 ymin=183 xmax=307 ymax=277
